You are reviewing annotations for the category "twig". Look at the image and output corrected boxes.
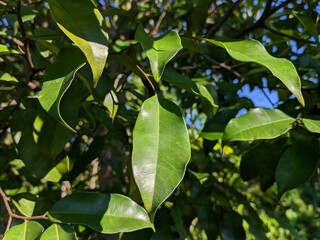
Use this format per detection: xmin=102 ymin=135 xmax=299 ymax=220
xmin=0 ymin=187 xmax=48 ymax=235
xmin=206 ymin=0 xmax=244 ymax=37
xmin=135 ymin=63 xmax=158 ymax=94
xmin=234 ymin=0 xmax=294 ymax=38
xmin=150 ymin=0 xmax=170 ymax=37
xmin=264 ymin=24 xmax=317 ymax=44
xmin=15 ymin=0 xmax=35 ymax=72
xmin=0 ymin=1 xmax=15 ymax=10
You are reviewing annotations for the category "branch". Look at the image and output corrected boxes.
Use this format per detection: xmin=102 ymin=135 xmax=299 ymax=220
xmin=0 ymin=1 xmax=15 ymax=10
xmin=263 ymin=24 xmax=317 ymax=44
xmin=150 ymin=0 xmax=170 ymax=37
xmin=0 ymin=187 xmax=48 ymax=235
xmin=206 ymin=0 xmax=244 ymax=37
xmin=234 ymin=0 xmax=294 ymax=38
xmin=15 ymin=0 xmax=35 ymax=72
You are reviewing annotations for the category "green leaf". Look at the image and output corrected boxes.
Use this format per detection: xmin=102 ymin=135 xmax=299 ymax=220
xmin=4 ymin=221 xmax=43 ymax=240
xmin=48 ymin=0 xmax=108 ymax=86
xmin=10 ymin=100 xmax=74 ymax=180
xmin=0 ymin=44 xmax=19 ymax=55
xmin=40 ymin=224 xmax=76 ymax=240
xmin=293 ymin=11 xmax=318 ymax=42
xmin=276 ymin=137 xmax=320 ymax=196
xmin=132 ymin=95 xmax=190 ymax=218
xmin=135 ymin=24 xmax=182 ymax=82
xmin=49 ymin=192 xmax=154 ymax=234
xmin=302 ymin=117 xmax=320 ymax=134
xmin=206 ymin=39 xmax=305 ymax=106
xmin=39 ymin=48 xmax=85 ymax=132
xmin=162 ymin=69 xmax=200 ymax=95
xmin=223 ymin=108 xmax=295 ymax=142
xmin=220 ymin=212 xmax=245 ymax=240
xmin=240 ymin=138 xmax=287 ymax=181
xmin=0 ymin=71 xmax=18 ymax=82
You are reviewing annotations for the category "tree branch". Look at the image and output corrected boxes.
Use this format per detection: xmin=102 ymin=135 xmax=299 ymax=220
xmin=263 ymin=24 xmax=317 ymax=44
xmin=206 ymin=0 xmax=244 ymax=37
xmin=150 ymin=0 xmax=170 ymax=37
xmin=234 ymin=0 xmax=294 ymax=38
xmin=15 ymin=0 xmax=35 ymax=72
xmin=0 ymin=187 xmax=48 ymax=235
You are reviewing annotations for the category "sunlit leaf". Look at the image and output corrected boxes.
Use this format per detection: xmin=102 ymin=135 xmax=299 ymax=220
xmin=3 ymin=221 xmax=43 ymax=240
xmin=40 ymin=224 xmax=76 ymax=240
xmin=223 ymin=108 xmax=295 ymax=141
xmin=39 ymin=48 xmax=85 ymax=132
xmin=206 ymin=39 xmax=305 ymax=106
xmin=0 ymin=71 xmax=18 ymax=82
xmin=0 ymin=44 xmax=19 ymax=54
xmin=276 ymin=137 xmax=319 ymax=196
xmin=49 ymin=192 xmax=154 ymax=233
xmin=48 ymin=0 xmax=108 ymax=86
xmin=302 ymin=117 xmax=320 ymax=134
xmin=132 ymin=95 xmax=190 ymax=218
xmin=135 ymin=24 xmax=182 ymax=81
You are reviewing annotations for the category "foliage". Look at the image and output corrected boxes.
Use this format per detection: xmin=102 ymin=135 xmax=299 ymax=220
xmin=0 ymin=0 xmax=319 ymax=239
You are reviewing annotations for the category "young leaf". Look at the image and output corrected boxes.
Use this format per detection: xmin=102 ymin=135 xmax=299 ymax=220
xmin=135 ymin=24 xmax=182 ymax=82
xmin=223 ymin=108 xmax=295 ymax=141
xmin=48 ymin=0 xmax=108 ymax=86
xmin=276 ymin=137 xmax=319 ymax=196
xmin=302 ymin=117 xmax=320 ymax=134
xmin=39 ymin=48 xmax=85 ymax=132
xmin=0 ymin=71 xmax=18 ymax=82
xmin=3 ymin=221 xmax=43 ymax=240
xmin=49 ymin=192 xmax=154 ymax=233
xmin=40 ymin=224 xmax=76 ymax=240
xmin=132 ymin=95 xmax=190 ymax=218
xmin=206 ymin=39 xmax=305 ymax=106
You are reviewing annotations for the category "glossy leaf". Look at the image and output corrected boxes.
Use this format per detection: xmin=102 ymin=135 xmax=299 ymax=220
xmin=39 ymin=48 xmax=85 ymax=132
xmin=40 ymin=224 xmax=76 ymax=240
xmin=302 ymin=117 xmax=320 ymax=133
xmin=49 ymin=192 xmax=154 ymax=233
xmin=4 ymin=221 xmax=43 ymax=240
xmin=132 ymin=95 xmax=190 ymax=218
xmin=223 ymin=108 xmax=295 ymax=142
xmin=206 ymin=39 xmax=305 ymax=106
xmin=135 ymin=24 xmax=182 ymax=81
xmin=276 ymin=137 xmax=319 ymax=196
xmin=48 ymin=0 xmax=108 ymax=86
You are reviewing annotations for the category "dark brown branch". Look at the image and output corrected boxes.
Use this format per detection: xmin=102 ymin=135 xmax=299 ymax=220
xmin=263 ymin=24 xmax=317 ymax=44
xmin=234 ymin=0 xmax=294 ymax=38
xmin=0 ymin=187 xmax=48 ymax=235
xmin=0 ymin=0 xmax=15 ymax=10
xmin=206 ymin=0 xmax=244 ymax=37
xmin=15 ymin=0 xmax=35 ymax=72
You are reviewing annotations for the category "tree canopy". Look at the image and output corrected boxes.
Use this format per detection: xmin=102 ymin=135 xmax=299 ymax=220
xmin=0 ymin=0 xmax=319 ymax=239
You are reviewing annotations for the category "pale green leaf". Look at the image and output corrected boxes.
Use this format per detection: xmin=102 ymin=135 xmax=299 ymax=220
xmin=135 ymin=24 xmax=182 ymax=81
xmin=206 ymin=39 xmax=305 ymax=106
xmin=48 ymin=0 xmax=108 ymax=86
xmin=276 ymin=137 xmax=319 ymax=196
xmin=4 ymin=221 xmax=43 ymax=240
xmin=104 ymin=90 xmax=119 ymax=122
xmin=223 ymin=108 xmax=295 ymax=141
xmin=49 ymin=192 xmax=154 ymax=233
xmin=39 ymin=48 xmax=85 ymax=132
xmin=302 ymin=117 xmax=320 ymax=134
xmin=0 ymin=71 xmax=18 ymax=82
xmin=40 ymin=224 xmax=76 ymax=240
xmin=0 ymin=44 xmax=19 ymax=54
xmin=132 ymin=95 xmax=190 ymax=218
